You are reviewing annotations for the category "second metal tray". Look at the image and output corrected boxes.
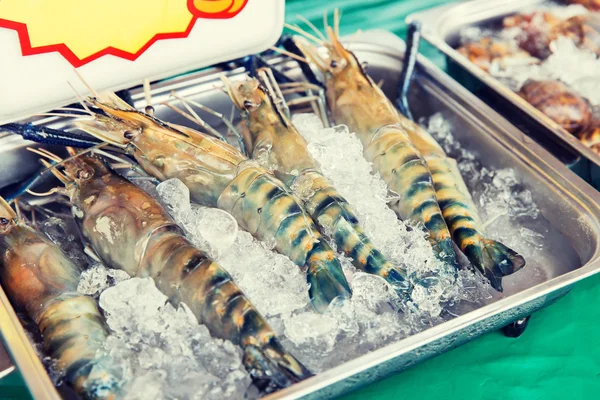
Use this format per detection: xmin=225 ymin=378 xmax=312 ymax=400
xmin=408 ymin=0 xmax=600 ymax=170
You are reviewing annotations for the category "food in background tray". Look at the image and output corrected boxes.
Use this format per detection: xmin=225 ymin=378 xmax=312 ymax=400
xmin=456 ymin=3 xmax=600 ymax=154
xmin=457 ymin=37 xmax=537 ymax=72
xmin=519 ymin=79 xmax=593 ymax=134
xmin=566 ymin=0 xmax=600 ymax=11
xmin=503 ymin=13 xmax=600 ymax=58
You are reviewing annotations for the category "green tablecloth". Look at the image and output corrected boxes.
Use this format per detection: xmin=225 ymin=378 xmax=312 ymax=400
xmin=2 ymin=1 xmax=600 ymax=399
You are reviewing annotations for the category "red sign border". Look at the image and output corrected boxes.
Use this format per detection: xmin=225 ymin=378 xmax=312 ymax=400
xmin=0 ymin=0 xmax=249 ymax=68
xmin=187 ymin=0 xmax=249 ymax=19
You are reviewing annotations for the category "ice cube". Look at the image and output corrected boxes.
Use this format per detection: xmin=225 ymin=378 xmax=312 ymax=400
xmin=156 ymin=178 xmax=192 ymax=217
xmin=157 ymin=178 xmax=238 ymax=259
xmin=217 ymin=231 xmax=310 ymax=319
xmin=96 ymin=277 xmax=251 ymax=399
xmin=542 ymin=36 xmax=600 ymax=105
xmin=77 ymin=264 xmax=129 ymax=296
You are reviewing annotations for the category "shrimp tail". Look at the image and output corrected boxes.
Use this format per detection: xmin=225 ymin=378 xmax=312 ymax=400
xmin=243 ymin=337 xmax=312 ymax=393
xmin=464 ymin=239 xmax=526 ymax=291
xmin=306 ymin=241 xmax=352 ymax=312
xmin=436 ymin=237 xmax=461 ymax=270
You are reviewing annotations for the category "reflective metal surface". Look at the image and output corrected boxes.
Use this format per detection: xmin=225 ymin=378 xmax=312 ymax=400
xmin=1 ymin=31 xmax=600 ymax=399
xmin=408 ymin=0 xmax=600 ymax=168
xmin=0 ymin=341 xmax=15 ymax=380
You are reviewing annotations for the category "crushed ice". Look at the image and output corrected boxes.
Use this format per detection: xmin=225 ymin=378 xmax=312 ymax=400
xmin=77 ymin=264 xmax=130 ymax=297
xmin=156 ymin=179 xmax=238 ymax=260
xmin=73 ymin=112 xmax=546 ymax=396
xmin=97 ymin=278 xmax=252 ymax=400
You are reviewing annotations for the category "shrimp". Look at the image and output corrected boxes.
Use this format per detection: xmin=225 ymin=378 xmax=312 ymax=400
xmin=70 ymin=93 xmax=351 ymax=312
xmin=294 ymin=22 xmax=526 ymax=290
xmin=38 ymin=151 xmax=312 ymax=392
xmin=221 ymin=71 xmax=411 ymax=294
xmin=0 ymin=196 xmax=119 ymax=399
xmin=294 ymin=28 xmax=460 ymax=269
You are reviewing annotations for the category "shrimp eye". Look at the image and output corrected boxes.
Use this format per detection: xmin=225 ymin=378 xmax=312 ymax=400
xmin=0 ymin=217 xmax=10 ymax=226
xmin=123 ymin=131 xmax=135 ymax=140
xmin=243 ymin=100 xmax=254 ymax=110
xmin=77 ymin=169 xmax=91 ymax=180
xmin=330 ymin=60 xmax=338 ymax=68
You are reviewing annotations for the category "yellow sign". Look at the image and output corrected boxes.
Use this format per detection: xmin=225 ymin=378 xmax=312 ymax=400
xmin=0 ymin=0 xmax=248 ymax=67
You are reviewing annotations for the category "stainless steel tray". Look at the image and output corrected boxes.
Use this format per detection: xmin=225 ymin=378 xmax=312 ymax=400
xmin=2 ymin=31 xmax=600 ymax=399
xmin=407 ymin=0 xmax=600 ymax=169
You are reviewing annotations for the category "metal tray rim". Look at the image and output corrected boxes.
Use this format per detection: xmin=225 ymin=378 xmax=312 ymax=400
xmin=406 ymin=0 xmax=600 ymax=169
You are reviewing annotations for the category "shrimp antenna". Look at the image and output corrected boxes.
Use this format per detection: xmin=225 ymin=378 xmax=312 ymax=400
xmin=26 ymin=147 xmax=63 ymax=163
xmin=323 ymin=10 xmax=330 ymax=34
xmin=169 ymin=92 xmax=227 ymax=142
xmin=49 ymin=143 xmax=108 ymax=171
xmin=143 ymin=78 xmax=155 ymax=116
xmin=92 ymin=149 xmax=134 ymax=167
xmin=26 ymin=187 xmax=63 ymax=197
xmin=172 ymin=91 xmax=240 ymax=137
xmin=161 ymin=102 xmax=208 ymax=133
xmin=39 ymin=159 xmax=70 ymax=185
xmin=32 ymin=143 xmax=108 ymax=176
xmin=67 ymin=81 xmax=94 ymax=115
xmin=334 ymin=8 xmax=341 ymax=37
xmin=228 ymin=105 xmax=236 ymax=136
xmin=295 ymin=15 xmax=327 ymax=41
xmin=12 ymin=198 xmax=22 ymax=220
xmin=56 ymin=107 xmax=92 ymax=116
xmin=269 ymin=47 xmax=309 ymax=64
xmin=35 ymin=113 xmax=92 ymax=119
xmin=73 ymin=69 xmax=101 ymax=99
xmin=169 ymin=91 xmax=248 ymax=155
xmin=213 ymin=84 xmax=229 ymax=95
xmin=284 ymin=23 xmax=324 ymax=45
xmin=0 ymin=197 xmax=17 ymax=219
xmin=25 ymin=148 xmax=70 ymax=184
xmin=257 ymin=68 xmax=291 ymax=121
